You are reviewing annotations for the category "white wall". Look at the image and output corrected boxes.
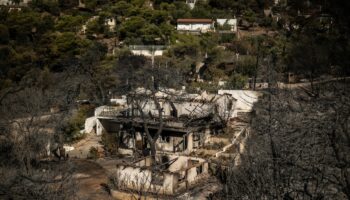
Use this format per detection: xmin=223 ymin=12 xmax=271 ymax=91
xmin=177 ymin=23 xmax=213 ymax=32
xmin=116 ymin=166 xmax=152 ymax=191
xmin=131 ymin=50 xmax=164 ymax=57
xmin=218 ymin=90 xmax=261 ymax=113
xmin=84 ymin=117 xmax=96 ymax=134
xmin=217 ymin=19 xmax=238 ymax=32
xmin=0 ymin=0 xmax=30 ymax=5
xmin=156 ymin=137 xmax=175 ymax=152
xmin=137 ymin=100 xmax=213 ymax=119
xmin=186 ymin=0 xmax=196 ymax=9
xmin=105 ymin=18 xmax=116 ymax=31
xmin=96 ymin=119 xmax=105 ymax=136
xmin=215 ymin=95 xmax=237 ymax=119
xmin=116 ymin=165 xmax=176 ymax=194
xmin=110 ymin=97 xmax=127 ymax=106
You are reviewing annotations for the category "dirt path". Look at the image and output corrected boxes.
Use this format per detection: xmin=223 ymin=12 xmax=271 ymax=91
xmin=73 ymin=159 xmax=113 ymax=200
xmin=68 ymin=134 xmax=103 ymax=159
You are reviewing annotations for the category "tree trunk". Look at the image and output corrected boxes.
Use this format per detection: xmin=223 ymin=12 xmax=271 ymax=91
xmin=149 ymin=140 xmax=156 ymax=161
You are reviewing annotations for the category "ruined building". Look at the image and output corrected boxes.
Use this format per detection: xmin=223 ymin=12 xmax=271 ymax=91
xmin=82 ymin=89 xmax=261 ymax=196
xmin=114 ymin=155 xmax=208 ymax=195
xmin=91 ymin=89 xmax=236 ymax=155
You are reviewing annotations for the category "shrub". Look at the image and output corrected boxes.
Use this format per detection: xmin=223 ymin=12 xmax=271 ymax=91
xmin=88 ymin=147 xmax=99 ymax=160
xmin=225 ymin=73 xmax=248 ymax=89
xmin=63 ymin=104 xmax=94 ymax=142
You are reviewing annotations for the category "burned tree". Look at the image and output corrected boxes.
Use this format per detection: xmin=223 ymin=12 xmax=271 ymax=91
xmin=216 ymin=79 xmax=350 ymax=199
xmin=127 ymin=89 xmax=166 ymax=160
xmin=0 ymin=72 xmax=80 ymax=199
xmin=114 ymin=54 xmax=185 ymax=160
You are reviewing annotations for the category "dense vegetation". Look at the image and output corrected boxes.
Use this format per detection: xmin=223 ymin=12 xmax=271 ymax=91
xmin=0 ymin=0 xmax=279 ymax=91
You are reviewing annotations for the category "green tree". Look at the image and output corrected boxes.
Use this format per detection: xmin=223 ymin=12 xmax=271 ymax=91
xmin=6 ymin=11 xmax=41 ymax=43
xmin=140 ymin=23 xmax=162 ymax=44
xmin=191 ymin=1 xmax=213 ymax=18
xmin=31 ymin=0 xmax=60 ymax=15
xmin=111 ymin=1 xmax=132 ymax=16
xmin=159 ymin=23 xmax=174 ymax=44
xmin=82 ymin=0 xmax=97 ymax=10
xmin=118 ymin=16 xmax=146 ymax=40
xmin=236 ymin=55 xmax=257 ymax=77
xmin=168 ymin=34 xmax=201 ymax=57
xmin=50 ymin=32 xmax=91 ymax=57
xmin=225 ymin=73 xmax=247 ymax=89
xmin=86 ymin=17 xmax=107 ymax=36
xmin=55 ymin=15 xmax=84 ymax=32
xmin=152 ymin=10 xmax=169 ymax=25
xmin=169 ymin=2 xmax=191 ymax=22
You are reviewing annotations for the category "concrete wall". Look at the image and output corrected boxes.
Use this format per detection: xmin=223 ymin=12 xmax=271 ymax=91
xmin=186 ymin=133 xmax=193 ymax=153
xmin=135 ymin=156 xmax=152 ymax=167
xmin=185 ymin=162 xmax=208 ymax=185
xmin=96 ymin=119 xmax=105 ymax=136
xmin=131 ymin=50 xmax=164 ymax=57
xmin=166 ymin=155 xmax=206 ymax=173
xmin=116 ymin=166 xmax=153 ymax=191
xmin=115 ymin=155 xmax=208 ymax=195
xmin=139 ymin=100 xmax=213 ymax=118
xmin=218 ymin=90 xmax=261 ymax=113
xmin=156 ymin=137 xmax=175 ymax=152
xmin=95 ymin=118 xmax=121 ymax=136
xmin=133 ymin=93 xmax=236 ymax=120
xmin=84 ymin=117 xmax=96 ymax=134
xmin=214 ymin=95 xmax=237 ymax=119
xmin=116 ymin=165 xmax=176 ymax=195
xmin=187 ymin=167 xmax=197 ymax=182
xmin=167 ymin=155 xmax=190 ymax=172
xmin=175 ymin=102 xmax=212 ymax=117
xmin=110 ymin=97 xmax=127 ymax=106
xmin=157 ymin=134 xmax=194 ymax=153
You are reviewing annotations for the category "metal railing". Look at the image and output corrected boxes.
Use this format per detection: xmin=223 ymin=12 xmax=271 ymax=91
xmin=128 ymin=45 xmax=167 ymax=51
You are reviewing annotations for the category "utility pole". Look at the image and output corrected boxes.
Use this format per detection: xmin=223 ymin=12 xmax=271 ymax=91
xmin=151 ymin=46 xmax=155 ymax=85
xmin=253 ymin=39 xmax=261 ymax=90
xmin=165 ymin=61 xmax=168 ymax=81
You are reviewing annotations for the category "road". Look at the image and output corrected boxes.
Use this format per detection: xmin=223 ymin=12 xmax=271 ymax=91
xmin=73 ymin=159 xmax=113 ymax=200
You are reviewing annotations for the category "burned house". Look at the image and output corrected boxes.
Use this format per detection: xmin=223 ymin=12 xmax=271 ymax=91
xmin=80 ymin=89 xmax=262 ymax=197
xmin=92 ymin=89 xmax=237 ymax=155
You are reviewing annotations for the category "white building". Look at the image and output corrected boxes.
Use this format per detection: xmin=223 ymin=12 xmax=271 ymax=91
xmin=186 ymin=0 xmax=197 ymax=10
xmin=80 ymin=16 xmax=116 ymax=34
xmin=0 ymin=0 xmax=11 ymax=5
xmin=177 ymin=19 xmax=214 ymax=33
xmin=0 ymin=0 xmax=30 ymax=6
xmin=216 ymin=19 xmax=238 ymax=32
xmin=128 ymin=45 xmax=166 ymax=57
xmin=105 ymin=18 xmax=116 ymax=32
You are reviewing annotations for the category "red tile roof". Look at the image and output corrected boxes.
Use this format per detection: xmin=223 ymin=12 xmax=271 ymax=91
xmin=177 ymin=19 xmax=213 ymax=24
